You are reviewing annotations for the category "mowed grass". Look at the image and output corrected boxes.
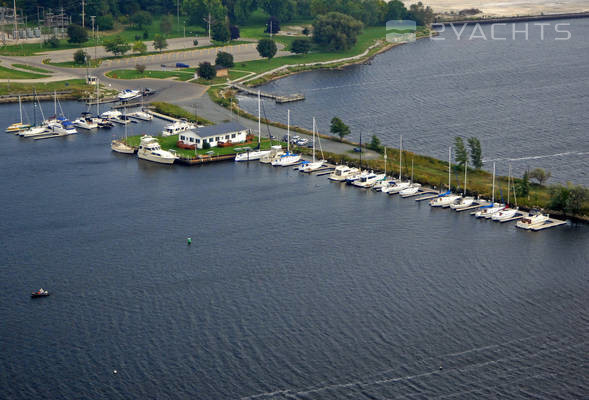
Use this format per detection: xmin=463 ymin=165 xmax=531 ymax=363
xmin=0 ymin=65 xmax=49 ymax=79
xmin=11 ymin=64 xmax=52 ymax=74
xmin=106 ymin=69 xmax=194 ymax=81
xmin=0 ymin=79 xmax=91 ymax=96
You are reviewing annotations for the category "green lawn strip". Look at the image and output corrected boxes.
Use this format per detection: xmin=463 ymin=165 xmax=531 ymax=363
xmin=0 ymin=79 xmax=92 ymax=96
xmin=190 ymin=70 xmax=252 ymax=85
xmin=150 ymin=102 xmax=212 ymax=126
xmin=125 ymin=133 xmax=282 ymax=158
xmin=105 ymin=69 xmax=194 ymax=81
xmin=46 ymin=59 xmax=101 ymax=68
xmin=0 ymin=65 xmax=49 ymax=79
xmin=11 ymin=64 xmax=52 ymax=74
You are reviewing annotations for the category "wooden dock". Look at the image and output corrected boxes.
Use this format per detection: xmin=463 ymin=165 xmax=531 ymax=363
xmin=231 ymin=84 xmax=305 ymax=103
xmin=145 ymin=110 xmax=179 ymax=122
xmin=401 ymin=189 xmax=437 ymax=198
xmin=415 ymin=191 xmax=440 ymax=201
xmin=177 ymin=153 xmax=236 ymax=165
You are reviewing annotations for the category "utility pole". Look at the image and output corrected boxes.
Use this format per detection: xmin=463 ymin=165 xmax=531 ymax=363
xmin=177 ymin=0 xmax=180 ymax=33
xmin=90 ymin=16 xmax=96 ymax=61
xmin=82 ymin=0 xmax=85 ymax=28
xmin=203 ymin=13 xmax=212 ymax=40
xmin=13 ymin=0 xmax=17 ymax=41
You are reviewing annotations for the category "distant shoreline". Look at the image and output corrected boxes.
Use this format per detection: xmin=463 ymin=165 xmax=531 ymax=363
xmin=435 ymin=11 xmax=589 ymax=25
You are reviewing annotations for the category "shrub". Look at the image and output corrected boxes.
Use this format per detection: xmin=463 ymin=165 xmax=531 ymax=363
xmin=135 ymin=64 xmax=146 ymax=74
xmin=45 ymin=36 xmax=59 ymax=48
xmin=73 ymin=49 xmax=87 ymax=65
xmin=97 ymin=15 xmax=114 ymax=31
xmin=193 ymin=39 xmax=199 ymax=46
xmin=67 ymin=24 xmax=88 ymax=44
xmin=256 ymin=38 xmax=277 ymax=60
xmin=215 ymin=51 xmax=234 ymax=68
xmin=291 ymin=38 xmax=311 ymax=54
xmin=198 ymin=61 xmax=216 ymax=80
xmin=202 ymin=141 xmax=211 ymax=149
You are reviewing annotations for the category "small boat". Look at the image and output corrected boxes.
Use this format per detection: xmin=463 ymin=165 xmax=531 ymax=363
xmin=96 ymin=118 xmax=114 ymax=128
xmin=129 ymin=110 xmax=153 ymax=121
xmin=349 ymin=170 xmax=376 ymax=185
xmin=492 ymin=208 xmax=519 ymax=221
xmin=101 ymin=110 xmax=122 ymax=119
xmin=31 ymin=288 xmax=50 ymax=298
xmin=271 ymin=109 xmax=301 ymax=166
xmin=352 ymin=173 xmax=386 ymax=188
xmin=6 ymin=96 xmax=30 ymax=133
xmin=450 ymin=196 xmax=475 ymax=210
xmin=259 ymin=145 xmax=284 ymax=164
xmin=20 ymin=125 xmax=49 ymax=137
xmin=516 ymin=209 xmax=550 ymax=229
xmin=430 ymin=191 xmax=462 ymax=207
xmin=47 ymin=118 xmax=77 ymax=136
xmin=328 ymin=165 xmax=359 ymax=181
xmin=399 ymin=184 xmax=421 ymax=196
xmin=162 ymin=119 xmax=195 ymax=137
xmin=111 ymin=107 xmax=135 ymax=154
xmin=74 ymin=112 xmax=98 ymax=130
xmin=474 ymin=163 xmax=504 ymax=218
xmin=118 ymin=89 xmax=142 ymax=102
xmin=137 ymin=135 xmax=177 ymax=164
xmin=298 ymin=118 xmax=326 ymax=172
xmin=383 ymin=181 xmax=411 ymax=194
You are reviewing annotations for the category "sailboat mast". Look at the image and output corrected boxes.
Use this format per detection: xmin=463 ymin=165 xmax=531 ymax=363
xmin=448 ymin=146 xmax=451 ymax=190
xmin=492 ymin=162 xmax=496 ymax=204
xmin=124 ymin=106 xmax=127 ymax=141
xmin=18 ymin=95 xmax=23 ymax=124
xmin=384 ymin=149 xmax=387 ymax=177
xmin=411 ymin=157 xmax=414 ymax=183
xmin=312 ymin=117 xmax=316 ymax=162
xmin=399 ymin=135 xmax=402 ymax=180
xmin=507 ymin=164 xmax=511 ymax=206
xmin=96 ymin=78 xmax=100 ymax=116
xmin=54 ymin=90 xmax=57 ymax=116
xmin=257 ymin=90 xmax=261 ymax=148
xmin=287 ymin=109 xmax=290 ymax=153
xmin=464 ymin=160 xmax=467 ymax=195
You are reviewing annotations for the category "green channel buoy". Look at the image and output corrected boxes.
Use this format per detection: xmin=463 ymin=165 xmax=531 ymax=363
xmin=187 ymin=238 xmax=192 ymax=245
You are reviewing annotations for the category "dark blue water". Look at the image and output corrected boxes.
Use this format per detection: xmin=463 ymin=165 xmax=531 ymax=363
xmin=239 ymin=19 xmax=589 ymax=185
xmin=1 ymin=101 xmax=588 ymax=399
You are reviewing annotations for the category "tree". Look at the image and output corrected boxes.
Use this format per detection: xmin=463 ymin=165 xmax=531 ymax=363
xmin=312 ymin=12 xmax=363 ymax=51
xmin=549 ymin=184 xmax=569 ymax=215
xmin=212 ymin=20 xmax=230 ymax=42
xmin=291 ymin=38 xmax=311 ymax=54
xmin=368 ymin=134 xmax=382 ymax=152
xmin=198 ymin=61 xmax=216 ymax=80
xmin=73 ymin=49 xmax=87 ymax=65
xmin=467 ymin=137 xmax=483 ymax=169
xmin=265 ymin=16 xmax=280 ymax=34
xmin=330 ymin=117 xmax=350 ymax=141
xmin=67 ymin=24 xmax=88 ymax=44
xmin=384 ymin=0 xmax=408 ymax=21
xmin=184 ymin=0 xmax=227 ymax=27
xmin=407 ymin=1 xmax=434 ymax=26
xmin=454 ymin=136 xmax=468 ymax=166
xmin=215 ymin=51 xmax=234 ymax=67
xmin=160 ymin=15 xmax=173 ymax=34
xmin=529 ymin=168 xmax=551 ymax=185
xmin=45 ymin=36 xmax=59 ymax=48
xmin=97 ymin=15 xmax=114 ymax=31
xmin=136 ymin=64 xmax=146 ymax=74
xmin=302 ymin=26 xmax=310 ymax=36
xmin=132 ymin=11 xmax=152 ymax=30
xmin=104 ymin=36 xmax=131 ymax=56
xmin=193 ymin=39 xmax=199 ymax=46
xmin=257 ymin=38 xmax=278 ymax=60
xmin=516 ymin=171 xmax=530 ymax=198
xmin=260 ymin=0 xmax=296 ymax=22
xmin=567 ymin=184 xmax=589 ymax=215
xmin=153 ymin=34 xmax=168 ymax=52
xmin=133 ymin=41 xmax=147 ymax=54
xmin=230 ymin=25 xmax=240 ymax=40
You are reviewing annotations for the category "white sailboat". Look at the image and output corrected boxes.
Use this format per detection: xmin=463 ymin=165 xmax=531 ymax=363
xmin=492 ymin=164 xmax=519 ymax=221
xmin=373 ymin=150 xmax=394 ymax=191
xmin=20 ymin=92 xmax=49 ymax=137
xmin=111 ymin=107 xmax=136 ymax=154
xmin=475 ymin=162 xmax=505 ymax=218
xmin=384 ymin=136 xmax=412 ymax=194
xmin=298 ymin=118 xmax=326 ymax=172
xmin=5 ymin=96 xmax=31 ymax=133
xmin=235 ymin=91 xmax=271 ymax=162
xmin=430 ymin=147 xmax=462 ymax=207
xmin=451 ymin=160 xmax=475 ymax=210
xmin=271 ymin=109 xmax=301 ymax=166
xmin=399 ymin=158 xmax=421 ymax=196
xmin=259 ymin=145 xmax=284 ymax=163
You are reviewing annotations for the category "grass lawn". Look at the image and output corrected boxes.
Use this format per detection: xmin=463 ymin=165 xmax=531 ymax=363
xmin=0 ymin=79 xmax=92 ymax=96
xmin=47 ymin=59 xmax=101 ymax=68
xmin=106 ymin=69 xmax=194 ymax=81
xmin=190 ymin=70 xmax=252 ymax=85
xmin=11 ymin=64 xmax=52 ymax=74
xmin=125 ymin=133 xmax=283 ymax=158
xmin=0 ymin=65 xmax=49 ymax=79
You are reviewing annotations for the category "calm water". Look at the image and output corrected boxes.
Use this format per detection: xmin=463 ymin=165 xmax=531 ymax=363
xmin=0 ymin=101 xmax=588 ymax=399
xmin=239 ymin=18 xmax=589 ymax=185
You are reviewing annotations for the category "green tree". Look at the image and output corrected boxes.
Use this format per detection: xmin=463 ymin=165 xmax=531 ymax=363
xmin=44 ymin=36 xmax=60 ymax=48
xmin=368 ymin=134 xmax=382 ymax=152
xmin=567 ymin=184 xmax=589 ymax=215
xmin=198 ymin=61 xmax=216 ymax=79
xmin=131 ymin=11 xmax=152 ymax=30
xmin=212 ymin=20 xmax=230 ymax=42
xmin=291 ymin=38 xmax=312 ymax=54
xmin=454 ymin=136 xmax=468 ymax=166
xmin=302 ymin=26 xmax=310 ymax=36
xmin=330 ymin=117 xmax=351 ymax=141
xmin=153 ymin=34 xmax=168 ymax=52
xmin=467 ymin=137 xmax=483 ymax=169
xmin=529 ymin=168 xmax=551 ymax=185
xmin=259 ymin=0 xmax=297 ymax=21
xmin=265 ymin=16 xmax=280 ymax=34
xmin=97 ymin=15 xmax=114 ymax=31
xmin=384 ymin=0 xmax=408 ymax=21
xmin=160 ymin=15 xmax=174 ymax=34
xmin=215 ymin=51 xmax=234 ymax=67
xmin=132 ymin=41 xmax=147 ymax=54
xmin=407 ymin=1 xmax=434 ymax=26
xmin=104 ymin=36 xmax=131 ymax=56
xmin=73 ymin=49 xmax=87 ymax=65
xmin=256 ymin=38 xmax=278 ymax=60
xmin=135 ymin=64 xmax=146 ymax=74
xmin=230 ymin=25 xmax=240 ymax=40
xmin=184 ymin=0 xmax=227 ymax=27
xmin=312 ymin=12 xmax=363 ymax=51
xmin=67 ymin=24 xmax=88 ymax=44
xmin=549 ymin=184 xmax=570 ymax=215
xmin=516 ymin=171 xmax=530 ymax=198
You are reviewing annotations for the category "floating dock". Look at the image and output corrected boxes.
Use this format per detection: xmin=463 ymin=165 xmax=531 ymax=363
xmin=177 ymin=153 xmax=236 ymax=165
xmin=454 ymin=202 xmax=489 ymax=212
xmin=86 ymin=97 xmax=118 ymax=106
xmin=496 ymin=212 xmax=525 ymax=223
xmin=402 ymin=189 xmax=437 ymax=198
xmin=531 ymin=219 xmax=567 ymax=231
xmin=231 ymin=84 xmax=305 ymax=103
xmin=145 ymin=110 xmax=179 ymax=122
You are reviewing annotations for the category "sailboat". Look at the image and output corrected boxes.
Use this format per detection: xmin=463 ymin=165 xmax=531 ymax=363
xmin=5 ymin=96 xmax=31 ymax=133
xmin=399 ymin=158 xmax=421 ymax=196
xmin=45 ymin=90 xmax=77 ymax=136
xmin=492 ymin=164 xmax=519 ymax=221
xmin=111 ymin=107 xmax=136 ymax=154
xmin=384 ymin=136 xmax=412 ymax=194
xmin=475 ymin=162 xmax=505 ymax=218
xmin=451 ymin=160 xmax=475 ymax=210
xmin=235 ymin=91 xmax=271 ymax=162
xmin=271 ymin=109 xmax=301 ymax=167
xmin=373 ymin=150 xmax=395 ymax=191
xmin=430 ymin=147 xmax=461 ymax=207
xmin=298 ymin=118 xmax=326 ymax=172
xmin=20 ymin=91 xmax=49 ymax=137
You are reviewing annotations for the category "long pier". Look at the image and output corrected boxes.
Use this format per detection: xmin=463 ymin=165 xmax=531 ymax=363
xmin=230 ymin=84 xmax=305 ymax=103
xmin=436 ymin=11 xmax=589 ymax=26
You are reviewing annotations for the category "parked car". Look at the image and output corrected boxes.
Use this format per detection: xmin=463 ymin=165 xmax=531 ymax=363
xmin=176 ymin=62 xmax=190 ymax=68
xmin=353 ymin=147 xmax=362 ymax=153
xmin=142 ymin=88 xmax=156 ymax=96
xmin=296 ymin=138 xmax=309 ymax=146
xmin=282 ymin=135 xmax=289 ymax=142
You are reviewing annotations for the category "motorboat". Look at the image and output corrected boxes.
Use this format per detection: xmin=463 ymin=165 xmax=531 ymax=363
xmin=129 ymin=110 xmax=153 ymax=121
xmin=31 ymin=288 xmax=50 ymax=298
xmin=137 ymin=135 xmax=177 ymax=164
xmin=352 ymin=173 xmax=386 ymax=188
xmin=328 ymin=165 xmax=359 ymax=181
xmin=20 ymin=125 xmax=49 ymax=137
xmin=47 ymin=118 xmax=77 ymax=135
xmin=348 ymin=170 xmax=375 ymax=185
xmin=111 ymin=140 xmax=135 ymax=154
xmin=74 ymin=112 xmax=98 ymax=129
xmin=450 ymin=196 xmax=475 ymax=210
xmin=384 ymin=181 xmax=411 ymax=194
xmin=399 ymin=183 xmax=421 ymax=196
xmin=162 ymin=119 xmax=195 ymax=137
xmin=373 ymin=179 xmax=395 ymax=192
xmin=235 ymin=148 xmax=271 ymax=162
xmin=475 ymin=203 xmax=505 ymax=218
xmin=96 ymin=118 xmax=115 ymax=128
xmin=259 ymin=145 xmax=284 ymax=164
xmin=101 ymin=110 xmax=122 ymax=120
xmin=516 ymin=209 xmax=549 ymax=229
xmin=118 ymin=89 xmax=142 ymax=102
xmin=492 ymin=207 xmax=519 ymax=221
xmin=345 ymin=170 xmax=364 ymax=184
xmin=271 ymin=152 xmax=301 ymax=166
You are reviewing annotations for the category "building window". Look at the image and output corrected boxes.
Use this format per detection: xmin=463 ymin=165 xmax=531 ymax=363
xmin=231 ymin=133 xmax=236 ymax=138
xmin=209 ymin=138 xmax=214 ymax=143
xmin=215 ymin=136 xmax=220 ymax=141
xmin=196 ymin=139 xmax=200 ymax=143
xmin=180 ymin=135 xmax=185 ymax=141
xmin=189 ymin=137 xmax=194 ymax=142
xmin=225 ymin=135 xmax=230 ymax=139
